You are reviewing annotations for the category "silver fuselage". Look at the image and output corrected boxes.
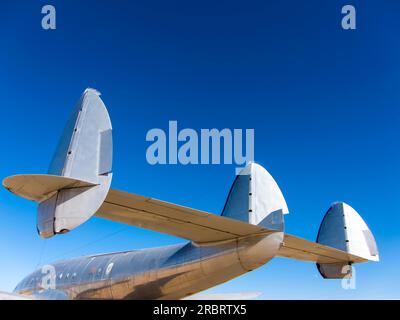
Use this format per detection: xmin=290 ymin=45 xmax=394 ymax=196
xmin=13 ymin=232 xmax=283 ymax=300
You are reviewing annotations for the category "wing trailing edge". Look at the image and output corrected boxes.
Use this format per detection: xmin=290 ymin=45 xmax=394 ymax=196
xmin=96 ymin=188 xmax=274 ymax=244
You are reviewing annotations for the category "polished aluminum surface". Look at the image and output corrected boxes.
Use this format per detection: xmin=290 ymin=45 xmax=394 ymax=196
xmin=14 ymin=233 xmax=283 ymax=300
xmin=39 ymin=89 xmax=113 ymax=238
xmin=2 ymin=88 xmax=379 ymax=299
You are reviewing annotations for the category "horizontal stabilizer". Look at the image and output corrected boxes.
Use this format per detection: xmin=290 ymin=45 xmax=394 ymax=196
xmin=277 ymin=233 xmax=367 ymax=264
xmin=3 ymin=174 xmax=95 ymax=203
xmin=96 ymin=188 xmax=274 ymax=244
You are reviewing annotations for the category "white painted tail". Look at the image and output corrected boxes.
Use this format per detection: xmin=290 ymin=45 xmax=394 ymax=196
xmin=316 ymin=202 xmax=379 ymax=278
xmin=3 ymin=89 xmax=113 ymax=238
xmin=221 ymin=162 xmax=288 ymax=231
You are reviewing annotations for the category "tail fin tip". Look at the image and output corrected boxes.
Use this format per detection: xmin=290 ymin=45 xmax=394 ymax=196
xmin=222 ymin=162 xmax=288 ymax=231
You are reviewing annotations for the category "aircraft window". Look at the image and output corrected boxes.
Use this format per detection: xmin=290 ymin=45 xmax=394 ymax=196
xmin=98 ymin=268 xmax=102 ymax=273
xmin=66 ymin=273 xmax=70 ymax=279
xmin=106 ymin=263 xmax=114 ymax=275
xmin=72 ymin=273 xmax=77 ymax=278
xmin=59 ymin=273 xmax=63 ymax=279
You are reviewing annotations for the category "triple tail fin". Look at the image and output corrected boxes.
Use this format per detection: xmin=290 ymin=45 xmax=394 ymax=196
xmin=3 ymin=89 xmax=113 ymax=238
xmin=277 ymin=202 xmax=379 ymax=279
xmin=221 ymin=163 xmax=288 ymax=231
xmin=316 ymin=202 xmax=379 ymax=278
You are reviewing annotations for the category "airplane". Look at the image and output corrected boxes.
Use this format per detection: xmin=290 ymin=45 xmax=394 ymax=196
xmin=0 ymin=89 xmax=379 ymax=300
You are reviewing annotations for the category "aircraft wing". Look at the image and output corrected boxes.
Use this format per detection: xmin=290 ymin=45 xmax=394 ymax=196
xmin=95 ymin=188 xmax=271 ymax=244
xmin=277 ymin=233 xmax=368 ymax=264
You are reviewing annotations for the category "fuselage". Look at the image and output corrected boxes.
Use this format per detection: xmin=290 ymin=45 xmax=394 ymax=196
xmin=14 ymin=232 xmax=283 ymax=300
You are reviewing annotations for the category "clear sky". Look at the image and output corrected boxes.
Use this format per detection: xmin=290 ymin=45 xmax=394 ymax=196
xmin=0 ymin=0 xmax=399 ymax=299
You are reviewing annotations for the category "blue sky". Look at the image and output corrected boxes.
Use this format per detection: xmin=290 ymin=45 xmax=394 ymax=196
xmin=0 ymin=0 xmax=399 ymax=298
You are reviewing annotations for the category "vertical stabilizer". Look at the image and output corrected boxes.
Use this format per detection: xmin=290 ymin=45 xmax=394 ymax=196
xmin=316 ymin=202 xmax=379 ymax=278
xmin=37 ymin=88 xmax=113 ymax=238
xmin=221 ymin=163 xmax=288 ymax=231
xmin=2 ymin=89 xmax=113 ymax=238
